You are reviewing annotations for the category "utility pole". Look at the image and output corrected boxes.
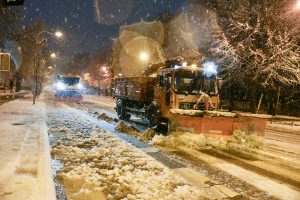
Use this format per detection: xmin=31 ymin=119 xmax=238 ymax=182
xmin=33 ymin=43 xmax=37 ymax=104
xmin=32 ymin=30 xmax=63 ymax=105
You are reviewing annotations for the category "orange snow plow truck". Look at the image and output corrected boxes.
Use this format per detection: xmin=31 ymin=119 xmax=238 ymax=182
xmin=114 ymin=59 xmax=268 ymax=137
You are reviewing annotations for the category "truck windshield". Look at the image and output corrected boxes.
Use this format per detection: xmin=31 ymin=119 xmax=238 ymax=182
xmin=174 ymin=70 xmax=216 ymax=95
xmin=60 ymin=77 xmax=80 ymax=86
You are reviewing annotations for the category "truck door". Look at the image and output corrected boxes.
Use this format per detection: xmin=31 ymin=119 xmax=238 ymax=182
xmin=164 ymin=73 xmax=171 ymax=105
xmin=154 ymin=72 xmax=171 ymax=106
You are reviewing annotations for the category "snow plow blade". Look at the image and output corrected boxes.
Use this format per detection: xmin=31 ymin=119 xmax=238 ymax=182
xmin=169 ymin=110 xmax=270 ymax=137
xmin=54 ymin=90 xmax=83 ymax=103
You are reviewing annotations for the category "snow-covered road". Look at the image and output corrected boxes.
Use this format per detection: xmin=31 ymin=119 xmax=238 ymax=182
xmin=44 ymin=95 xmax=300 ymax=200
xmin=60 ymin=95 xmax=300 ymax=199
xmin=4 ymin=93 xmax=298 ymax=199
xmin=46 ymin=102 xmax=205 ymax=200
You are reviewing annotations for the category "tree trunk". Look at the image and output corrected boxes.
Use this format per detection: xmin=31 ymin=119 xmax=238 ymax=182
xmin=275 ymin=87 xmax=281 ymax=115
xmin=249 ymin=85 xmax=256 ymax=113
xmin=229 ymin=86 xmax=234 ymax=112
xmin=267 ymin=92 xmax=276 ymax=116
xmin=3 ymin=79 xmax=6 ymax=93
xmin=256 ymin=93 xmax=263 ymax=114
xmin=15 ymin=78 xmax=21 ymax=92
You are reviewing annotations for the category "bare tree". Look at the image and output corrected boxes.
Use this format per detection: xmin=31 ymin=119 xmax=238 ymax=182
xmin=206 ymin=0 xmax=300 ymax=114
xmin=0 ymin=7 xmax=21 ymax=42
xmin=19 ymin=21 xmax=46 ymax=81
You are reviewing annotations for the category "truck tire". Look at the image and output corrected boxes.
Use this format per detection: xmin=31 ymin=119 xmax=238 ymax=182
xmin=148 ymin=103 xmax=160 ymax=129
xmin=125 ymin=113 xmax=131 ymax=120
xmin=116 ymin=99 xmax=126 ymax=120
xmin=116 ymin=99 xmax=131 ymax=120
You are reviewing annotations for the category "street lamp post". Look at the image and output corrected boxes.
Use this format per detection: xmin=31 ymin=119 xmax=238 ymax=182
xmin=32 ymin=31 xmax=62 ymax=105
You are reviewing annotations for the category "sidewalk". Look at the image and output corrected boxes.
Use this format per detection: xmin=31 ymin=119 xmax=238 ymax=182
xmin=0 ymin=98 xmax=55 ymax=200
xmin=0 ymin=90 xmax=30 ymax=97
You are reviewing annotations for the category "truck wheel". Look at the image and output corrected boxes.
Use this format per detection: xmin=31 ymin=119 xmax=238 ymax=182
xmin=125 ymin=114 xmax=131 ymax=121
xmin=116 ymin=99 xmax=126 ymax=120
xmin=149 ymin=113 xmax=159 ymax=129
xmin=149 ymin=104 xmax=160 ymax=129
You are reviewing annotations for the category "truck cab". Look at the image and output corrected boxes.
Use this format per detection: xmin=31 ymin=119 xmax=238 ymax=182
xmin=114 ymin=62 xmax=221 ymax=129
xmin=54 ymin=76 xmax=84 ymax=102
xmin=153 ymin=65 xmax=220 ymax=122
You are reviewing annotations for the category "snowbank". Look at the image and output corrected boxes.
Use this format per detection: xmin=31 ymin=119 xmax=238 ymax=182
xmin=151 ymin=132 xmax=207 ymax=150
xmin=0 ymin=99 xmax=55 ymax=200
xmin=151 ymin=130 xmax=264 ymax=151
xmin=51 ymin=129 xmax=203 ymax=200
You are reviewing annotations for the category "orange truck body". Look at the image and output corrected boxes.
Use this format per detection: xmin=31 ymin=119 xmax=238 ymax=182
xmin=114 ymin=66 xmax=267 ymax=136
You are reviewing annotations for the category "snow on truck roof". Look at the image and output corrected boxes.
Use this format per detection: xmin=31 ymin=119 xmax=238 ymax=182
xmin=173 ymin=66 xmax=204 ymax=71
xmin=170 ymin=109 xmax=272 ymax=119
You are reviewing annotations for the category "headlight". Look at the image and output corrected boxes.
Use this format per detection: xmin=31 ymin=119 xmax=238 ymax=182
xmin=77 ymin=83 xmax=84 ymax=89
xmin=203 ymin=61 xmax=218 ymax=77
xmin=56 ymin=82 xmax=66 ymax=90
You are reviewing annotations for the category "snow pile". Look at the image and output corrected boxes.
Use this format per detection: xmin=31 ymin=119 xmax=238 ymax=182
xmin=140 ymin=128 xmax=156 ymax=142
xmin=97 ymin=113 xmax=113 ymax=123
xmin=170 ymin=109 xmax=237 ymax=117
xmin=151 ymin=132 xmax=207 ymax=150
xmin=170 ymin=109 xmax=271 ymax=119
xmin=51 ymin=129 xmax=202 ymax=200
xmin=115 ymin=121 xmax=141 ymax=138
xmin=227 ymin=130 xmax=264 ymax=150
xmin=151 ymin=130 xmax=264 ymax=151
xmin=91 ymin=112 xmax=119 ymax=123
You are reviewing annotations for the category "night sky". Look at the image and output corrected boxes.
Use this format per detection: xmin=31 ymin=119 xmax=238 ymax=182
xmin=21 ymin=0 xmax=187 ymax=63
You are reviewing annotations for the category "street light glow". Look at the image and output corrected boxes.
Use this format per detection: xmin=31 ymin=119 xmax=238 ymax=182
xmin=102 ymin=66 xmax=107 ymax=72
xmin=139 ymin=51 xmax=149 ymax=61
xmin=54 ymin=31 xmax=63 ymax=38
xmin=50 ymin=53 xmax=56 ymax=58
xmin=296 ymin=1 xmax=300 ymax=9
